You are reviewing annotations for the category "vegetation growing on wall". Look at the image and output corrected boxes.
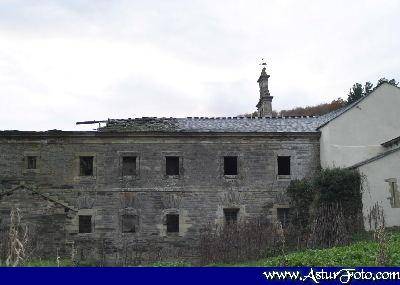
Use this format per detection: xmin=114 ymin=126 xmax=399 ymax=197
xmin=198 ymin=219 xmax=284 ymax=265
xmin=197 ymin=168 xmax=364 ymax=265
xmin=286 ymin=168 xmax=364 ymax=248
xmin=314 ymin=168 xmax=363 ymax=220
xmin=285 ymin=179 xmax=314 ymax=247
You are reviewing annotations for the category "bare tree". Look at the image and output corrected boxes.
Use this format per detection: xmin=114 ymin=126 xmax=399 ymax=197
xmin=6 ymin=208 xmax=29 ymax=266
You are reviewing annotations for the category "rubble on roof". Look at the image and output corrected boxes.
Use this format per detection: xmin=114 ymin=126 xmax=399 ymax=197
xmin=99 ymin=117 xmax=179 ymax=132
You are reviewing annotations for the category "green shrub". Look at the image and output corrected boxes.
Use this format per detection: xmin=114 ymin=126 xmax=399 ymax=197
xmin=285 ymin=168 xmax=364 ymax=248
xmin=286 ymin=179 xmax=314 ymax=227
xmin=314 ymin=168 xmax=363 ymax=218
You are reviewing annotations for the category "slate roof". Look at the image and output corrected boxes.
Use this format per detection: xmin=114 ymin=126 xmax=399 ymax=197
xmin=73 ymin=83 xmax=400 ymax=134
xmin=96 ymin=83 xmax=400 ymax=134
xmin=316 ymin=98 xmax=361 ymax=129
xmin=99 ymin=115 xmax=330 ymax=133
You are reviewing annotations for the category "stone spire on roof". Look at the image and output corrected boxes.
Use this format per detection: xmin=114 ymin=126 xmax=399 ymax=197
xmin=256 ymin=61 xmax=273 ymax=117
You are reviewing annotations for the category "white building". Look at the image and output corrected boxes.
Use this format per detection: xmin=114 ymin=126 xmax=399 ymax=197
xmin=318 ymin=83 xmax=400 ymax=228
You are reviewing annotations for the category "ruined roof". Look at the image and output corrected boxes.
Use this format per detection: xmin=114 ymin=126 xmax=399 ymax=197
xmin=99 ymin=116 xmax=329 ymax=133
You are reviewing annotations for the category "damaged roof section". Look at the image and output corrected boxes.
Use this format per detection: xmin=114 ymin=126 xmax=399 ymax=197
xmin=100 ymin=117 xmax=180 ymax=132
xmin=98 ymin=116 xmax=328 ymax=133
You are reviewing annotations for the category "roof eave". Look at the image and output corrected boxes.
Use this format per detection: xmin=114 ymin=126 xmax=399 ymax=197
xmin=0 ymin=130 xmax=321 ymax=139
xmin=348 ymin=146 xmax=400 ymax=169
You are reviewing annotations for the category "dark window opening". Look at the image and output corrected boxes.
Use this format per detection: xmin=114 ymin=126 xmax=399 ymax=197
xmin=166 ymin=214 xmax=179 ymax=233
xmin=224 ymin=208 xmax=239 ymax=224
xmin=79 ymin=215 xmax=92 ymax=233
xmin=278 ymin=156 xmax=291 ymax=175
xmin=166 ymin=156 xmax=180 ymax=176
xmin=224 ymin=156 xmax=238 ymax=175
xmin=122 ymin=156 xmax=137 ymax=176
xmin=122 ymin=214 xmax=138 ymax=233
xmin=27 ymin=156 xmax=37 ymax=169
xmin=277 ymin=208 xmax=290 ymax=227
xmin=79 ymin=156 xmax=94 ymax=176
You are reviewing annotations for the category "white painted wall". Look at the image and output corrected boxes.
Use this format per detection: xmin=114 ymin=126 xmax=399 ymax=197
xmin=358 ymin=149 xmax=400 ymax=228
xmin=320 ymin=83 xmax=400 ymax=168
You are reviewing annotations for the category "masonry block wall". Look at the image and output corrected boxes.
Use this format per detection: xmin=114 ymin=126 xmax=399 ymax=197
xmin=0 ymin=132 xmax=320 ymax=263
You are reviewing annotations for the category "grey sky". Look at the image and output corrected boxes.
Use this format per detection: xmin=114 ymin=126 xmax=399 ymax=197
xmin=0 ymin=0 xmax=399 ymax=131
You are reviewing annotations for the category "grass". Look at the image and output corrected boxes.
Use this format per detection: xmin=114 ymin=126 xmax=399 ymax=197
xmin=217 ymin=232 xmax=400 ymax=267
xmin=0 ymin=259 xmax=98 ymax=267
xmin=145 ymin=261 xmax=191 ymax=267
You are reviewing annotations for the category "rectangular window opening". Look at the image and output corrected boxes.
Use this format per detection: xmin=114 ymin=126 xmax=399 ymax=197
xmin=387 ymin=180 xmax=399 ymax=208
xmin=166 ymin=214 xmax=179 ymax=233
xmin=166 ymin=156 xmax=180 ymax=176
xmin=79 ymin=215 xmax=92 ymax=233
xmin=27 ymin=156 xmax=37 ymax=169
xmin=224 ymin=208 xmax=239 ymax=224
xmin=79 ymin=156 xmax=94 ymax=176
xmin=224 ymin=156 xmax=238 ymax=175
xmin=390 ymin=182 xmax=397 ymax=204
xmin=122 ymin=214 xmax=138 ymax=233
xmin=277 ymin=208 xmax=290 ymax=227
xmin=278 ymin=156 xmax=291 ymax=176
xmin=122 ymin=156 xmax=137 ymax=176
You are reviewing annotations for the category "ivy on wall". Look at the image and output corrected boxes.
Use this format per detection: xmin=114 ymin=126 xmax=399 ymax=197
xmin=286 ymin=168 xmax=364 ymax=248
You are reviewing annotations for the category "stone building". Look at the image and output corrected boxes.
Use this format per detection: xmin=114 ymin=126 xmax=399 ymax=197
xmin=0 ymin=67 xmax=330 ymax=263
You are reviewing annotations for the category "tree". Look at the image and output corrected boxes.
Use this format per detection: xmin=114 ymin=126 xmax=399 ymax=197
xmin=346 ymin=81 xmax=375 ymax=105
xmin=279 ymin=98 xmax=345 ymax=117
xmin=346 ymin=83 xmax=364 ymax=105
xmin=377 ymin=77 xmax=399 ymax=87
xmin=364 ymin=81 xmax=373 ymax=94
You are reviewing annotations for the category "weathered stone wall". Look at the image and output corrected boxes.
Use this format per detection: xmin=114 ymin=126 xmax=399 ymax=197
xmin=0 ymin=188 xmax=70 ymax=261
xmin=0 ymin=132 xmax=320 ymax=264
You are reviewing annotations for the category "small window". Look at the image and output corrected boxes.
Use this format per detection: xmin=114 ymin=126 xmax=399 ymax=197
xmin=166 ymin=214 xmax=179 ymax=233
xmin=278 ymin=156 xmax=291 ymax=176
xmin=122 ymin=214 xmax=139 ymax=233
xmin=27 ymin=156 xmax=37 ymax=169
xmin=390 ymin=182 xmax=397 ymax=205
xmin=79 ymin=215 xmax=92 ymax=233
xmin=277 ymin=208 xmax=290 ymax=227
xmin=224 ymin=156 xmax=238 ymax=175
xmin=223 ymin=208 xmax=239 ymax=224
xmin=79 ymin=156 xmax=94 ymax=176
xmin=166 ymin=156 xmax=180 ymax=176
xmin=387 ymin=179 xmax=399 ymax=208
xmin=122 ymin=156 xmax=137 ymax=176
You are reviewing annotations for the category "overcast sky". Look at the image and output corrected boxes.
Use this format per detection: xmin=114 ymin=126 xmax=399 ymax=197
xmin=0 ymin=0 xmax=399 ymax=131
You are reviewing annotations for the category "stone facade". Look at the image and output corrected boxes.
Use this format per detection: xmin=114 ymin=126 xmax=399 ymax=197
xmin=0 ymin=131 xmax=320 ymax=263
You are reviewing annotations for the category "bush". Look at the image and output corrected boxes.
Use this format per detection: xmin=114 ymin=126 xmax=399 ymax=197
xmin=286 ymin=179 xmax=314 ymax=239
xmin=286 ymin=168 xmax=364 ymax=248
xmin=198 ymin=219 xmax=283 ymax=265
xmin=314 ymin=168 xmax=363 ymax=218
